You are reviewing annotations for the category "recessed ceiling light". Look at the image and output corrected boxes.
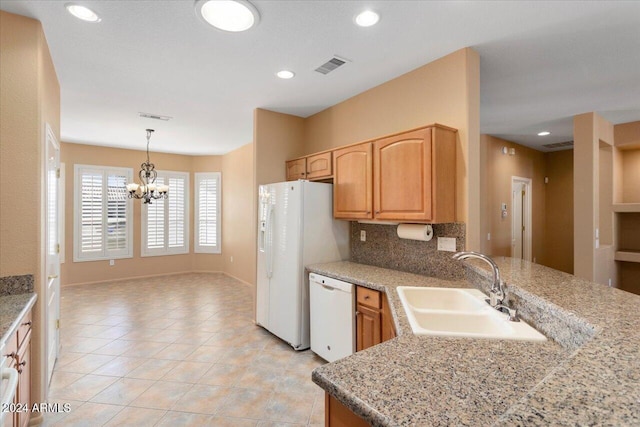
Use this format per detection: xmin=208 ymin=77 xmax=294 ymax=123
xmin=65 ymin=3 xmax=101 ymax=22
xmin=537 ymin=131 xmax=551 ymax=136
xmin=196 ymin=0 xmax=260 ymax=32
xmin=276 ymin=70 xmax=295 ymax=79
xmin=355 ymin=10 xmax=380 ymax=27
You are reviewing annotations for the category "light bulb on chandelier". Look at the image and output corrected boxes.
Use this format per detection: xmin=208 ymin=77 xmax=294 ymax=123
xmin=126 ymin=129 xmax=169 ymax=204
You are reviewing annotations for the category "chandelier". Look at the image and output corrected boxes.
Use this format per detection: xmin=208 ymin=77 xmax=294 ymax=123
xmin=126 ymin=129 xmax=169 ymax=204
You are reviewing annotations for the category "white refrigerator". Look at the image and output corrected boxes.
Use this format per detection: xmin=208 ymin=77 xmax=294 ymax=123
xmin=256 ymin=180 xmax=349 ymax=350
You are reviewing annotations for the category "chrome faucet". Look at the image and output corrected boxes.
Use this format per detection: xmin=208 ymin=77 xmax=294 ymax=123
xmin=452 ymin=251 xmax=505 ymax=308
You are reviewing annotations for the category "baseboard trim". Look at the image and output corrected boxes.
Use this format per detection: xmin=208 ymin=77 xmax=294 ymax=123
xmin=222 ymin=272 xmax=254 ymax=287
xmin=61 ymin=270 xmax=224 ymax=287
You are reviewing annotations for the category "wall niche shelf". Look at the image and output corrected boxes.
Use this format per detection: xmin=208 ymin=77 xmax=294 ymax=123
xmin=615 ymin=250 xmax=640 ymax=264
xmin=613 ymin=203 xmax=640 ymax=213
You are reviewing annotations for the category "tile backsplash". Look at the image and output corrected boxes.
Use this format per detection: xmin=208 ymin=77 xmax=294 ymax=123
xmin=350 ymin=222 xmax=466 ymax=280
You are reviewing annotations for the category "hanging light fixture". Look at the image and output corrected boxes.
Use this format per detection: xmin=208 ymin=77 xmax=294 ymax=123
xmin=126 ymin=129 xmax=168 ymax=204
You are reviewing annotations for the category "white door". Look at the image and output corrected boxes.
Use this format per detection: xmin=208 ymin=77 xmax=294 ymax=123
xmin=511 ymin=177 xmax=532 ymax=261
xmin=45 ymin=124 xmax=60 ymax=384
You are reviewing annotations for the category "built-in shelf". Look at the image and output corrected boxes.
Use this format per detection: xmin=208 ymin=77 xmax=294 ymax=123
xmin=613 ymin=203 xmax=640 ymax=213
xmin=615 ymin=250 xmax=640 ymax=263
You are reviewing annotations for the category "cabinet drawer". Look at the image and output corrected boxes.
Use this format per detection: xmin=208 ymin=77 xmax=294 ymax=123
xmin=356 ymin=286 xmax=381 ymax=309
xmin=17 ymin=310 xmax=32 ymax=349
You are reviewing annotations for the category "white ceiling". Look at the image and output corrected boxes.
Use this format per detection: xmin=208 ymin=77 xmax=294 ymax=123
xmin=1 ymin=1 xmax=639 ymax=155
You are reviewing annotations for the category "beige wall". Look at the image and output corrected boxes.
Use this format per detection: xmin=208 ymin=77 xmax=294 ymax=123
xmin=479 ymin=135 xmax=546 ymax=263
xmin=60 ymin=143 xmax=224 ymax=285
xmin=544 ymin=150 xmax=574 ymax=274
xmin=221 ymin=143 xmax=255 ymax=285
xmin=0 ymin=10 xmax=61 ymax=416
xmin=621 ymin=149 xmax=640 ymax=203
xmin=0 ymin=12 xmax=42 ymax=277
xmin=301 ymin=48 xmax=481 ymax=248
xmin=254 ymin=109 xmax=305 ymax=186
xmin=614 ymin=121 xmax=640 ymax=149
xmin=573 ymin=112 xmax=614 ymax=284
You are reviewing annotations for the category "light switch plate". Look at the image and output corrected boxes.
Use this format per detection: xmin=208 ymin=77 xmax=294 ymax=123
xmin=437 ymin=237 xmax=457 ymax=252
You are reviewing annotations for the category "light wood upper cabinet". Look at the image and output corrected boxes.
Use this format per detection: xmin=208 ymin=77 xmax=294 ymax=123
xmin=306 ymin=151 xmax=332 ymax=180
xmin=374 ymin=125 xmax=456 ymax=222
xmin=333 ymin=142 xmax=373 ymax=219
xmin=284 ymin=124 xmax=457 ymax=222
xmin=374 ymin=128 xmax=432 ymax=221
xmin=286 ymin=158 xmax=306 ymax=181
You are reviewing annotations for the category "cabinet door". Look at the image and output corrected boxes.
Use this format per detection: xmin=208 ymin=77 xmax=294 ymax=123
xmin=16 ymin=330 xmax=31 ymax=427
xmin=356 ymin=304 xmax=381 ymax=351
xmin=286 ymin=158 xmax=306 ymax=181
xmin=333 ymin=142 xmax=373 ymax=219
xmin=374 ymin=128 xmax=433 ymax=221
xmin=306 ymin=152 xmax=332 ymax=180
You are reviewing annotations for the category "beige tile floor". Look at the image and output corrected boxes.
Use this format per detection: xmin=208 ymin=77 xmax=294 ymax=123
xmin=43 ymin=273 xmax=326 ymax=426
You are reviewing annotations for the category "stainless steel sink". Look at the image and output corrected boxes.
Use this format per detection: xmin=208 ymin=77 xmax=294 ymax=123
xmin=396 ymin=286 xmax=547 ymax=342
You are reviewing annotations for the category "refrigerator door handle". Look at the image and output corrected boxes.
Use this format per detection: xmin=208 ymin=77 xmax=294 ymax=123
xmin=266 ymin=204 xmax=275 ymax=278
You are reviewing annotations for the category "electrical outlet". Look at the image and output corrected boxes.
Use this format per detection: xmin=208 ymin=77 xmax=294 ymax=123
xmin=109 ymin=259 xmax=115 ymax=266
xmin=230 ymin=256 xmax=234 ymax=263
xmin=360 ymin=230 xmax=366 ymax=242
xmin=487 ymin=233 xmax=491 ymax=241
xmin=437 ymin=237 xmax=456 ymax=252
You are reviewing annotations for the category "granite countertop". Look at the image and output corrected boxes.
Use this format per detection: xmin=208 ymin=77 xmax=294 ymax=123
xmin=308 ymin=260 xmax=640 ymax=426
xmin=0 ymin=293 xmax=37 ymax=347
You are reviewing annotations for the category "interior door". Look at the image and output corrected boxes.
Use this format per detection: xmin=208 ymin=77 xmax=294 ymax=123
xmin=45 ymin=124 xmax=60 ymax=384
xmin=512 ymin=182 xmax=524 ymax=259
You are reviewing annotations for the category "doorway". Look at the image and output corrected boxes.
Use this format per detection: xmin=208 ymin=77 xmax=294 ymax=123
xmin=511 ymin=176 xmax=532 ymax=261
xmin=45 ymin=123 xmax=60 ymax=384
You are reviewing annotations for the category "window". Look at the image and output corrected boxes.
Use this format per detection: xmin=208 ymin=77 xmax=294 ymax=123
xmin=195 ymin=172 xmax=221 ymax=253
xmin=141 ymin=171 xmax=189 ymax=256
xmin=74 ymin=165 xmax=133 ymax=262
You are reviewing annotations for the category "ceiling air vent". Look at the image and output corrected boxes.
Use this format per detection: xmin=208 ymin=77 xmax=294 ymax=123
xmin=315 ymin=56 xmax=349 ymax=75
xmin=542 ymin=141 xmax=574 ymax=149
xmin=139 ymin=112 xmax=172 ymax=121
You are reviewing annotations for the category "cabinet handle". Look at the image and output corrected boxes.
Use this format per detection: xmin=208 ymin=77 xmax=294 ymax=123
xmin=3 ymin=352 xmax=16 ymax=359
xmin=375 ymin=211 xmax=380 ymax=214
xmin=355 ymin=311 xmax=360 ymax=317
xmin=18 ymin=361 xmax=26 ymax=367
xmin=364 ymin=296 xmax=370 ymax=300
xmin=21 ymin=321 xmax=32 ymax=327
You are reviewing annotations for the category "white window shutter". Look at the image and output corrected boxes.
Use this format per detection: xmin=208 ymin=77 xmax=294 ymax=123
xmin=195 ymin=172 xmax=221 ymax=253
xmin=141 ymin=171 xmax=189 ymax=256
xmin=74 ymin=165 xmax=133 ymax=262
xmin=80 ymin=170 xmax=103 ymax=254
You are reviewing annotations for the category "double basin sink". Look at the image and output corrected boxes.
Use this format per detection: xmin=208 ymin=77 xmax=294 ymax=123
xmin=397 ymin=287 xmax=546 ymax=342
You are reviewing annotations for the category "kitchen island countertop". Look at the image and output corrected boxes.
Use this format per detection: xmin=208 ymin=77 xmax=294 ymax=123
xmin=307 ymin=260 xmax=640 ymax=426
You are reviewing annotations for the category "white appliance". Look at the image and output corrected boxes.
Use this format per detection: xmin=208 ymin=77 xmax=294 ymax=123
xmin=256 ymin=181 xmax=349 ymax=350
xmin=0 ymin=341 xmax=19 ymax=427
xmin=309 ymin=273 xmax=355 ymax=362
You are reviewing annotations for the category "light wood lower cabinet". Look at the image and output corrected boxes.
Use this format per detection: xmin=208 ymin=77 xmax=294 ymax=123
xmin=4 ymin=309 xmax=33 ymax=427
xmin=325 ymin=393 xmax=369 ymax=427
xmin=355 ymin=286 xmax=395 ymax=351
xmin=328 ymin=286 xmax=395 ymax=426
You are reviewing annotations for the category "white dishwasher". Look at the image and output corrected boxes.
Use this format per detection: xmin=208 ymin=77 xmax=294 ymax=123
xmin=309 ymin=273 xmax=355 ymax=362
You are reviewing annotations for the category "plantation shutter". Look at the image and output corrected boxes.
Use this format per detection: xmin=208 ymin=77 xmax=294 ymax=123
xmin=74 ymin=165 xmax=133 ymax=261
xmin=168 ymin=176 xmax=186 ymax=248
xmin=146 ymin=177 xmax=165 ymax=250
xmin=195 ymin=173 xmax=221 ymax=253
xmin=80 ymin=170 xmax=103 ymax=254
xmin=141 ymin=171 xmax=189 ymax=256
